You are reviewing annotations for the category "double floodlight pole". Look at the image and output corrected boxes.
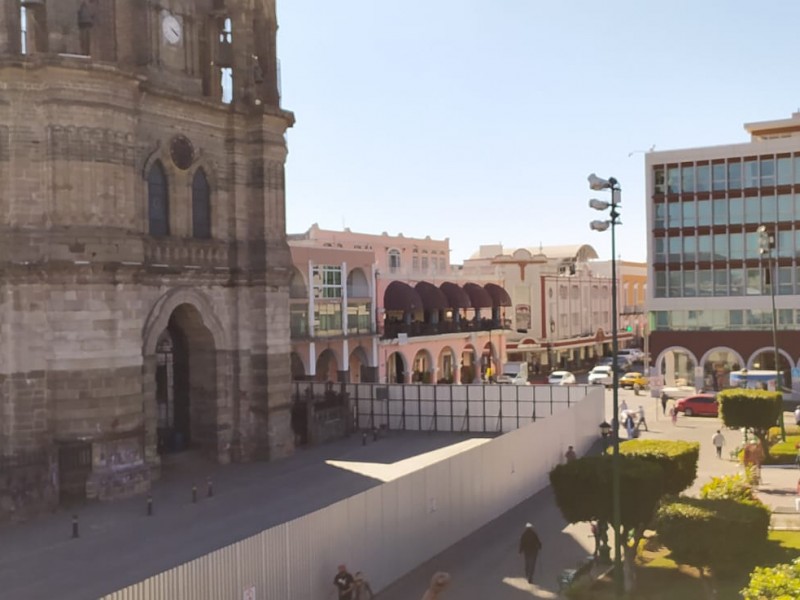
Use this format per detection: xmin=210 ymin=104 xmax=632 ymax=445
xmin=588 ymin=173 xmax=624 ymax=597
xmin=758 ymin=225 xmax=785 ymax=441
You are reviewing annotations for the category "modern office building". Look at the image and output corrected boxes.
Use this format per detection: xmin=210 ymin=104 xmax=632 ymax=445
xmin=645 ymin=111 xmax=800 ymax=392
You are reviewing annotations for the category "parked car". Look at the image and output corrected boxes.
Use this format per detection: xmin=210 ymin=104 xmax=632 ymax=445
xmin=588 ymin=365 xmax=614 ymax=387
xmin=596 ymin=355 xmax=631 ymax=371
xmin=548 ymin=371 xmax=576 ymax=386
xmin=618 ymin=348 xmax=645 ymax=363
xmin=619 ymin=372 xmax=648 ymax=390
xmin=496 ymin=362 xmax=530 ymax=385
xmin=674 ymin=393 xmax=718 ymax=417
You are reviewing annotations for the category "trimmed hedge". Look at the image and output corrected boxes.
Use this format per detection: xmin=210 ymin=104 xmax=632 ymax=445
xmin=700 ymin=473 xmax=763 ymax=507
xmin=617 ymin=439 xmax=699 ymax=495
xmin=656 ymin=496 xmax=771 ymax=577
xmin=550 ymin=455 xmax=664 ymax=529
xmin=741 ymin=557 xmax=800 ymax=600
xmin=718 ymin=389 xmax=783 ymax=431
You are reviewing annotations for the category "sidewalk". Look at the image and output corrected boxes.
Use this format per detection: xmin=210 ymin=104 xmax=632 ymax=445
xmin=0 ymin=431 xmax=486 ymax=600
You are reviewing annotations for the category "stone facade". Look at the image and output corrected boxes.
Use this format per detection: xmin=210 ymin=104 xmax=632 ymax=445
xmin=0 ymin=0 xmax=294 ymax=521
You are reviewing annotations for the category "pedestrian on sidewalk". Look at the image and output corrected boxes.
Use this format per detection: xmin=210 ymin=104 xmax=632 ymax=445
xmin=333 ymin=564 xmax=355 ymax=600
xmin=620 ymin=399 xmax=629 ymax=413
xmin=565 ymin=446 xmax=577 ymax=463
xmin=661 ymin=392 xmax=669 ymax=415
xmin=794 ymin=405 xmax=800 ymax=426
xmin=353 ymin=571 xmax=375 ymax=600
xmin=637 ymin=405 xmax=648 ymax=432
xmin=518 ymin=522 xmax=543 ymax=584
xmin=712 ymin=430 xmax=726 ymax=459
xmin=420 ymin=571 xmax=451 ymax=600
xmin=670 ymin=406 xmax=677 ymax=426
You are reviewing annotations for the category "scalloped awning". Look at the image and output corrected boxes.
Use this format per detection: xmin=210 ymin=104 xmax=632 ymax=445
xmin=383 ymin=281 xmax=424 ymax=311
xmin=484 ymin=283 xmax=512 ymax=307
xmin=463 ymin=282 xmax=493 ymax=308
xmin=414 ymin=281 xmax=449 ymax=310
xmin=439 ymin=282 xmax=472 ymax=309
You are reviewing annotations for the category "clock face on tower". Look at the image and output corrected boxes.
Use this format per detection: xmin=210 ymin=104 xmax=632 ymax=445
xmin=161 ymin=12 xmax=183 ymax=46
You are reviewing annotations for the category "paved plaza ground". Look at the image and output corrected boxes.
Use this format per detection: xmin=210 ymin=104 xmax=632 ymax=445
xmin=1 ymin=388 xmax=796 ymax=600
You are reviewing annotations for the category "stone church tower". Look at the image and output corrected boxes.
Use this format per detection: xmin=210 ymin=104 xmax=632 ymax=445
xmin=0 ymin=0 xmax=294 ymax=520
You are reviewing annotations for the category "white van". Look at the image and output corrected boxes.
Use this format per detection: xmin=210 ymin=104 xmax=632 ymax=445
xmin=497 ymin=362 xmax=529 ymax=385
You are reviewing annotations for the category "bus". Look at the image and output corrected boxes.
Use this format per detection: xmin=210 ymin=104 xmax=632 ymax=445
xmin=728 ymin=369 xmax=779 ymax=391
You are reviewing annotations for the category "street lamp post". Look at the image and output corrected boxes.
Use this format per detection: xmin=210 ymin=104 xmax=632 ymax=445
xmin=758 ymin=225 xmax=785 ymax=441
xmin=588 ymin=173 xmax=623 ymax=597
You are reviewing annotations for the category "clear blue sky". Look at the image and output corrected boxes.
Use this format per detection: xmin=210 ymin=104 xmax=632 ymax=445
xmin=276 ymin=0 xmax=800 ymax=265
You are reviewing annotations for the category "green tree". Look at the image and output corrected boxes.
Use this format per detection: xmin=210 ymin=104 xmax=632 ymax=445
xmin=618 ymin=439 xmax=699 ymax=495
xmin=657 ymin=496 xmax=771 ymax=598
xmin=550 ymin=455 xmax=663 ymax=592
xmin=718 ymin=389 xmax=783 ymax=457
xmin=741 ymin=557 xmax=800 ymax=600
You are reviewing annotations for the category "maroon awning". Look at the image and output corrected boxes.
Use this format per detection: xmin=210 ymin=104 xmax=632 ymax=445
xmin=383 ymin=281 xmax=424 ymax=311
xmin=439 ymin=282 xmax=472 ymax=309
xmin=463 ymin=282 xmax=493 ymax=308
xmin=484 ymin=283 xmax=512 ymax=307
xmin=414 ymin=281 xmax=449 ymax=310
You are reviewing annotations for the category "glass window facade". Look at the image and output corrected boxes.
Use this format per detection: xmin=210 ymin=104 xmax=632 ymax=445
xmin=651 ymin=154 xmax=800 ymax=302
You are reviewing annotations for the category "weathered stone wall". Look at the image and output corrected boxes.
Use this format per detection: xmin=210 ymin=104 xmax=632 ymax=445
xmin=0 ymin=0 xmax=295 ymax=518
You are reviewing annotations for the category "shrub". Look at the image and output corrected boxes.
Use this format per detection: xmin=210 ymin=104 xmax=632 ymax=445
xmin=656 ymin=496 xmax=771 ymax=578
xmin=718 ymin=389 xmax=783 ymax=457
xmin=618 ymin=439 xmax=699 ymax=495
xmin=741 ymin=557 xmax=800 ymax=600
xmin=700 ymin=473 xmax=763 ymax=507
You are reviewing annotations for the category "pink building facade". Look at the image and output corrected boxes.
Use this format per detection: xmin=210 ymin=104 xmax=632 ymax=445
xmin=288 ymin=225 xmax=512 ymax=384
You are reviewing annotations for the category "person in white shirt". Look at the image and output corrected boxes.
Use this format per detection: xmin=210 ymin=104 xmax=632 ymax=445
xmin=711 ymin=430 xmax=726 ymax=459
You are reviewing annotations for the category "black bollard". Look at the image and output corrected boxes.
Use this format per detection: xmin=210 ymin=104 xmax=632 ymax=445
xmin=147 ymin=495 xmax=153 ymax=516
xmin=207 ymin=477 xmax=213 ymax=498
xmin=192 ymin=485 xmax=197 ymax=504
xmin=362 ymin=432 xmax=367 ymax=446
xmin=372 ymin=427 xmax=379 ymax=442
xmin=71 ymin=514 xmax=79 ymax=539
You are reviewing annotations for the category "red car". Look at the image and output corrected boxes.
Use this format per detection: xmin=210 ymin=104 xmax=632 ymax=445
xmin=675 ymin=393 xmax=718 ymax=417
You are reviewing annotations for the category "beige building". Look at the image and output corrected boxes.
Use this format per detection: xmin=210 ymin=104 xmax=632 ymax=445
xmin=0 ymin=0 xmax=294 ymax=520
xmin=460 ymin=244 xmax=634 ymax=372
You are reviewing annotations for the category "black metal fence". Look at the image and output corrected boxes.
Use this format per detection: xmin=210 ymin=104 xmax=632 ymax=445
xmin=292 ymin=382 xmax=598 ymax=434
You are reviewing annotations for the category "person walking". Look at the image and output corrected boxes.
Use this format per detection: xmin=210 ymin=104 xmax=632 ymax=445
xmin=670 ymin=406 xmax=677 ymax=426
xmin=711 ymin=430 xmax=726 ymax=459
xmin=794 ymin=405 xmax=800 ymax=427
xmin=352 ymin=571 xmax=374 ymax=600
xmin=565 ymin=446 xmax=577 ymax=463
xmin=333 ymin=564 xmax=355 ymax=600
xmin=661 ymin=392 xmax=669 ymax=415
xmin=518 ymin=522 xmax=543 ymax=583
xmin=620 ymin=399 xmax=629 ymax=413
xmin=637 ymin=405 xmax=648 ymax=432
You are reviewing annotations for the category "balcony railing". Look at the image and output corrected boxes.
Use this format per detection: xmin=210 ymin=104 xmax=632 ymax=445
xmin=382 ymin=318 xmax=510 ymax=340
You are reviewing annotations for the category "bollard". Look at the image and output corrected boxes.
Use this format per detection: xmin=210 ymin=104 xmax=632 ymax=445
xmin=372 ymin=427 xmax=378 ymax=442
xmin=71 ymin=514 xmax=79 ymax=539
xmin=362 ymin=432 xmax=367 ymax=446
xmin=207 ymin=477 xmax=214 ymax=498
xmin=192 ymin=485 xmax=197 ymax=504
xmin=147 ymin=495 xmax=153 ymax=516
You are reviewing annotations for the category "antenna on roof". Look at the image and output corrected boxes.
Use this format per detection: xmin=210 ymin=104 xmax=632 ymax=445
xmin=628 ymin=145 xmax=656 ymax=157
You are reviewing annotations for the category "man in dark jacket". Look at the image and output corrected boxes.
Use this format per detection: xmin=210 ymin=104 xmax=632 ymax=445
xmin=518 ymin=523 xmax=543 ymax=583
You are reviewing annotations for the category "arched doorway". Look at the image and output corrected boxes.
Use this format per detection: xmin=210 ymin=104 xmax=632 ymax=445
xmin=747 ymin=348 xmax=794 ymax=390
xmin=411 ymin=349 xmax=433 ymax=383
xmin=290 ymin=352 xmax=306 ymax=381
xmin=438 ymin=346 xmax=456 ymax=383
xmin=154 ymin=304 xmax=218 ymax=456
xmin=700 ymin=347 xmax=743 ymax=391
xmin=386 ymin=351 xmax=406 ymax=383
xmin=657 ymin=347 xmax=697 ymax=388
xmin=316 ymin=349 xmax=339 ymax=382
xmin=349 ymin=346 xmax=370 ymax=383
xmin=461 ymin=344 xmax=477 ymax=384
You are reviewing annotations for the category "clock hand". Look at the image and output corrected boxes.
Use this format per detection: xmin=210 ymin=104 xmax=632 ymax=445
xmin=171 ymin=27 xmax=179 ymax=37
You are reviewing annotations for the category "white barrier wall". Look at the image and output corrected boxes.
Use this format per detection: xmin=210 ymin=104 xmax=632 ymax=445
xmin=102 ymin=387 xmax=603 ymax=600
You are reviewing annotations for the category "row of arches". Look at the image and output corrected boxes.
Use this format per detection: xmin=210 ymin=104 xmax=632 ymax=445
xmin=656 ymin=345 xmax=798 ymax=391
xmin=291 ymin=341 xmax=502 ymax=385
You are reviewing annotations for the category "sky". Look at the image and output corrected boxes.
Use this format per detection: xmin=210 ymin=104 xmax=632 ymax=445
xmin=276 ymin=0 xmax=800 ymax=265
